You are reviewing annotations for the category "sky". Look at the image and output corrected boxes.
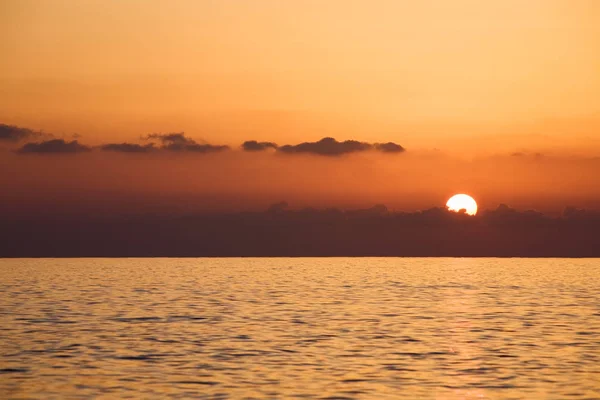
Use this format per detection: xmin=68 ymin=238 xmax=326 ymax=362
xmin=1 ymin=0 xmax=600 ymax=215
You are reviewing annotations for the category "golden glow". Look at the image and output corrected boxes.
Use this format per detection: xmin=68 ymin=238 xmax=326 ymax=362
xmin=1 ymin=1 xmax=600 ymax=151
xmin=446 ymin=194 xmax=478 ymax=216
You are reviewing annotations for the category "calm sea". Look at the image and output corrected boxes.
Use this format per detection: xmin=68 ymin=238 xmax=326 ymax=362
xmin=1 ymin=258 xmax=599 ymax=399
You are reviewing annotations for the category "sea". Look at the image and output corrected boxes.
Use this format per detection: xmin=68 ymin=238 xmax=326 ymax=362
xmin=0 ymin=258 xmax=599 ymax=399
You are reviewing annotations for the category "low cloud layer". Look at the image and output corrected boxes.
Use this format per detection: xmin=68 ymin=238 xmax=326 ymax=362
xmin=5 ymin=123 xmax=407 ymax=157
xmin=242 ymin=140 xmax=278 ymax=151
xmin=144 ymin=132 xmax=229 ymax=153
xmin=2 ymin=204 xmax=600 ymax=257
xmin=375 ymin=142 xmax=405 ymax=153
xmin=241 ymin=138 xmax=406 ymax=155
xmin=278 ymin=137 xmax=372 ymax=156
xmin=80 ymin=132 xmax=230 ymax=154
xmin=17 ymin=139 xmax=91 ymax=154
xmin=0 ymin=124 xmax=41 ymax=142
xmin=277 ymin=137 xmax=405 ymax=156
xmin=100 ymin=143 xmax=156 ymax=153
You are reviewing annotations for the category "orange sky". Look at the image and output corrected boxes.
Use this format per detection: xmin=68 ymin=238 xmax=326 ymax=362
xmin=2 ymin=150 xmax=600 ymax=216
xmin=2 ymin=0 xmax=600 ymax=151
xmin=1 ymin=0 xmax=600 ymax=213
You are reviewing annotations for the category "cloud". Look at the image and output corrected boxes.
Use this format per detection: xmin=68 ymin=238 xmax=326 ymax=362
xmin=0 ymin=124 xmax=41 ymax=142
xmin=5 ymin=125 xmax=404 ymax=158
xmin=100 ymin=133 xmax=228 ymax=154
xmin=278 ymin=137 xmax=372 ymax=156
xmin=17 ymin=139 xmax=91 ymax=154
xmin=563 ymin=206 xmax=600 ymax=220
xmin=242 ymin=140 xmax=278 ymax=151
xmin=375 ymin=142 xmax=405 ymax=153
xmin=147 ymin=132 xmax=193 ymax=146
xmin=277 ymin=137 xmax=405 ymax=156
xmin=183 ymin=143 xmax=230 ymax=153
xmin=100 ymin=143 xmax=156 ymax=153
xmin=145 ymin=132 xmax=229 ymax=153
xmin=4 ymin=203 xmax=600 ymax=257
xmin=266 ymin=201 xmax=288 ymax=213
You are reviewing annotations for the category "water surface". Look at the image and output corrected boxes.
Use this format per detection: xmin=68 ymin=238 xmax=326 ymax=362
xmin=1 ymin=258 xmax=599 ymax=399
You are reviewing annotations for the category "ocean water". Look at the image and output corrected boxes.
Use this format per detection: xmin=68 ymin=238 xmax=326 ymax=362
xmin=0 ymin=258 xmax=599 ymax=399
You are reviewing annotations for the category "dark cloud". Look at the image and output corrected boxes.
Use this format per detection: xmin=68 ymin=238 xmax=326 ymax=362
xmin=375 ymin=142 xmax=405 ymax=153
xmin=0 ymin=124 xmax=40 ymax=142
xmin=495 ymin=203 xmax=517 ymax=213
xmin=277 ymin=137 xmax=406 ymax=156
xmin=3 ymin=203 xmax=600 ymax=257
xmin=563 ymin=206 xmax=600 ymax=220
xmin=278 ymin=137 xmax=373 ymax=156
xmin=183 ymin=143 xmax=230 ymax=153
xmin=147 ymin=132 xmax=193 ymax=146
xmin=563 ymin=206 xmax=585 ymax=218
xmin=100 ymin=143 xmax=156 ymax=153
xmin=5 ymin=125 xmax=404 ymax=157
xmin=483 ymin=204 xmax=545 ymax=224
xmin=17 ymin=139 xmax=91 ymax=154
xmin=145 ymin=132 xmax=229 ymax=153
xmin=242 ymin=140 xmax=278 ymax=151
xmin=267 ymin=201 xmax=288 ymax=213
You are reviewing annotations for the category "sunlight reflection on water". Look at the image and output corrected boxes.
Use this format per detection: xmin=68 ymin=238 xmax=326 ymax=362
xmin=0 ymin=258 xmax=599 ymax=399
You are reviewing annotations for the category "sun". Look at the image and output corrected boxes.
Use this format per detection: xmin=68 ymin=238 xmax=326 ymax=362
xmin=446 ymin=194 xmax=478 ymax=216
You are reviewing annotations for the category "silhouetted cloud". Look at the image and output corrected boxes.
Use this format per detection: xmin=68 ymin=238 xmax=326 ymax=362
xmin=147 ymin=132 xmax=193 ymax=146
xmin=278 ymin=137 xmax=372 ymax=156
xmin=3 ymin=203 xmax=600 ymax=257
xmin=277 ymin=137 xmax=405 ymax=156
xmin=100 ymin=143 xmax=156 ymax=153
xmin=183 ymin=143 xmax=230 ymax=153
xmin=495 ymin=204 xmax=517 ymax=213
xmin=564 ymin=206 xmax=585 ymax=218
xmin=345 ymin=204 xmax=389 ymax=217
xmin=145 ymin=132 xmax=229 ymax=153
xmin=267 ymin=201 xmax=288 ymax=213
xmin=0 ymin=124 xmax=41 ymax=142
xmin=17 ymin=139 xmax=91 ymax=154
xmin=375 ymin=142 xmax=405 ymax=153
xmin=242 ymin=140 xmax=278 ymax=151
xmin=563 ymin=206 xmax=600 ymax=221
xmin=5 ymin=125 xmax=407 ymax=157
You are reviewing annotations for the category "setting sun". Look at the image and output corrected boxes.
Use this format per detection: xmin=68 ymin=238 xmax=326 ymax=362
xmin=446 ymin=194 xmax=478 ymax=216
xmin=3 ymin=2 xmax=600 ymax=399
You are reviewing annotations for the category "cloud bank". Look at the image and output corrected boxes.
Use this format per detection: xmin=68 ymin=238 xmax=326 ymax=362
xmin=100 ymin=143 xmax=156 ymax=153
xmin=144 ymin=132 xmax=229 ymax=153
xmin=242 ymin=140 xmax=278 ymax=151
xmin=17 ymin=139 xmax=91 ymax=154
xmin=375 ymin=142 xmax=405 ymax=153
xmin=0 ymin=124 xmax=41 ymax=142
xmin=7 ymin=123 xmax=406 ymax=157
xmin=2 ymin=204 xmax=600 ymax=257
xmin=277 ymin=137 xmax=405 ymax=156
xmin=278 ymin=137 xmax=373 ymax=156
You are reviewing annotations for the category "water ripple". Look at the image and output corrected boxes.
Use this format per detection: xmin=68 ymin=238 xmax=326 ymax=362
xmin=1 ymin=258 xmax=599 ymax=399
